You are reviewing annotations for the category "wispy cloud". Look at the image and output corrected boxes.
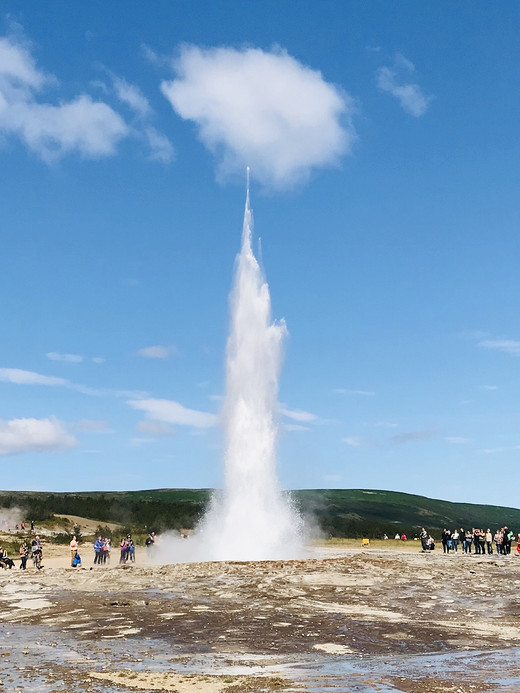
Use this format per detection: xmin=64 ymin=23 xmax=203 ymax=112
xmin=47 ymin=351 xmax=105 ymax=364
xmin=112 ymin=76 xmax=151 ymax=119
xmin=144 ymin=126 xmax=175 ymax=163
xmin=127 ymin=397 xmax=217 ymax=428
xmin=0 ymin=33 xmax=174 ymax=165
xmin=135 ymin=420 xmax=176 ymax=436
xmin=161 ymin=45 xmax=355 ymax=189
xmin=390 ymin=430 xmax=435 ymax=444
xmin=477 ymin=445 xmax=520 ymax=455
xmin=343 ymin=436 xmax=375 ymax=447
xmin=0 ymin=368 xmax=67 ymax=386
xmin=376 ymin=54 xmax=432 ymax=117
xmin=333 ymin=388 xmax=375 ymax=397
xmin=0 ymin=417 xmax=77 ymax=456
xmin=129 ymin=436 xmax=155 ymax=447
xmin=109 ymin=73 xmax=175 ymax=162
xmin=0 ymin=366 xmax=146 ymax=399
xmin=280 ymin=406 xmax=317 ymax=423
xmin=137 ymin=345 xmax=176 ymax=359
xmin=0 ymin=35 xmax=128 ymax=161
xmin=46 ymin=352 xmax=83 ymax=363
xmin=478 ymin=338 xmax=520 ymax=356
xmin=284 ymin=423 xmax=312 ymax=432
xmin=445 ymin=436 xmax=470 ymax=445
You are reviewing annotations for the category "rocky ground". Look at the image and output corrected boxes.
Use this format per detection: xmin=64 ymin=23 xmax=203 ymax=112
xmin=1 ymin=544 xmax=520 ymax=692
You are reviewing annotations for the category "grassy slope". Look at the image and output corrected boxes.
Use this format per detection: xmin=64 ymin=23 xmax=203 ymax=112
xmin=1 ymin=488 xmax=519 ymax=537
xmin=291 ymin=489 xmax=520 ymax=537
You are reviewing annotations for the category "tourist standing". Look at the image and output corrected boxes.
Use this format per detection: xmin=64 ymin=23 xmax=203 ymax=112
xmin=485 ymin=529 xmax=493 ymax=555
xmin=473 ymin=529 xmax=481 ymax=554
xmin=19 ymin=542 xmax=28 ymax=570
xmin=93 ymin=536 xmax=104 ymax=564
xmin=494 ymin=529 xmax=502 ymax=554
xmin=69 ymin=535 xmax=78 ymax=566
xmin=465 ymin=529 xmax=473 ymax=553
xmin=478 ymin=529 xmax=486 ymax=555
xmin=452 ymin=529 xmax=459 ymax=552
xmin=441 ymin=529 xmax=450 ymax=553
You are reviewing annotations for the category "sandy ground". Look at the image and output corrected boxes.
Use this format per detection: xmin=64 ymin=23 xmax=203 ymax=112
xmin=1 ymin=541 xmax=520 ymax=692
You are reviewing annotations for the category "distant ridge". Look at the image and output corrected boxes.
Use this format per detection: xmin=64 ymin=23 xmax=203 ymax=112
xmin=291 ymin=489 xmax=520 ymax=538
xmin=1 ymin=488 xmax=519 ymax=538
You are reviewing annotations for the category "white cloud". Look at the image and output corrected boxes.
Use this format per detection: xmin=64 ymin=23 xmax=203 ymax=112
xmin=0 ymin=366 xmax=146 ymax=399
xmin=333 ymin=388 xmax=375 ymax=396
xmin=161 ymin=45 xmax=354 ymax=189
xmin=0 ymin=35 xmax=128 ymax=161
xmin=145 ymin=126 xmax=175 ymax=163
xmin=135 ymin=420 xmax=176 ymax=436
xmin=376 ymin=54 xmax=432 ymax=117
xmin=112 ymin=76 xmax=151 ymax=118
xmin=0 ymin=417 xmax=77 ymax=456
xmin=0 ymin=367 xmax=67 ymax=386
xmin=280 ymin=406 xmax=317 ymax=423
xmin=141 ymin=43 xmax=166 ymax=68
xmin=343 ymin=436 xmax=366 ymax=447
xmin=477 ymin=445 xmax=520 ymax=455
xmin=284 ymin=423 xmax=311 ymax=432
xmin=137 ymin=345 xmax=175 ymax=359
xmin=129 ymin=436 xmax=155 ymax=447
xmin=478 ymin=338 xmax=520 ymax=356
xmin=128 ymin=397 xmax=217 ymax=428
xmin=445 ymin=436 xmax=470 ymax=445
xmin=110 ymin=75 xmax=174 ymax=162
xmin=46 ymin=352 xmax=83 ymax=363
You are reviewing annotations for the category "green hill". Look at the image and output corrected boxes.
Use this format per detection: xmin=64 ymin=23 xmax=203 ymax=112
xmin=291 ymin=489 xmax=520 ymax=538
xmin=0 ymin=488 xmax=518 ymax=539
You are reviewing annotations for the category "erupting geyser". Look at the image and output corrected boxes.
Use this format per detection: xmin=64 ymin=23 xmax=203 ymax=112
xmin=199 ymin=172 xmax=304 ymax=560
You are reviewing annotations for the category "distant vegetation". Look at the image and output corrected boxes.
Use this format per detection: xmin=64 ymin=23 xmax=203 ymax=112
xmin=1 ymin=488 xmax=519 ymax=539
xmin=292 ymin=489 xmax=520 ymax=538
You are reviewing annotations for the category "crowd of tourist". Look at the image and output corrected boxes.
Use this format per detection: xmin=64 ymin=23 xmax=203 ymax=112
xmin=419 ymin=527 xmax=518 ymax=555
xmin=0 ymin=536 xmax=43 ymax=570
xmin=0 ymin=529 xmax=160 ymax=571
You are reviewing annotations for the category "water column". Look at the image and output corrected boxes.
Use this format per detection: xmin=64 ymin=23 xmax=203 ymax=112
xmin=201 ymin=176 xmax=303 ymax=560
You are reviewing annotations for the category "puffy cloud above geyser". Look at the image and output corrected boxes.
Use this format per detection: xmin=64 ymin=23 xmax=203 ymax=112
xmin=0 ymin=417 xmax=77 ymax=456
xmin=0 ymin=35 xmax=127 ymax=161
xmin=161 ymin=45 xmax=355 ymax=189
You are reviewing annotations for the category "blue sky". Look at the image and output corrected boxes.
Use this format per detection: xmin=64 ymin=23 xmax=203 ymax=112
xmin=1 ymin=2 xmax=520 ymax=506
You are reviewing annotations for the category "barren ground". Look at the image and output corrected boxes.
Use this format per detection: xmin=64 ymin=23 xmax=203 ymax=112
xmin=1 ymin=542 xmax=520 ymax=692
